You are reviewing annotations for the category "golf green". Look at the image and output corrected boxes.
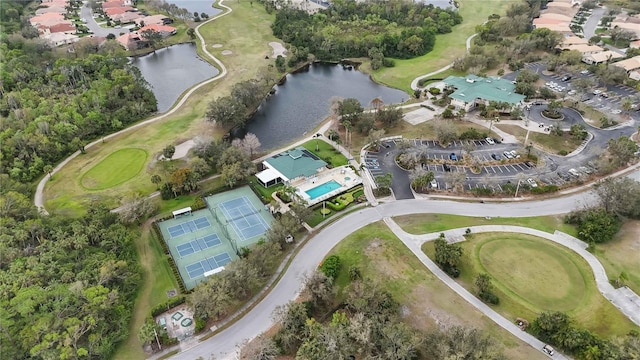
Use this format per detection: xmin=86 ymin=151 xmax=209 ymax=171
xmin=81 ymin=148 xmax=148 ymax=190
xmin=477 ymin=237 xmax=588 ymax=312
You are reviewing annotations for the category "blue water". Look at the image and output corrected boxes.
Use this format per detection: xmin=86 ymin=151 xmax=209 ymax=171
xmin=306 ymin=180 xmax=341 ymax=200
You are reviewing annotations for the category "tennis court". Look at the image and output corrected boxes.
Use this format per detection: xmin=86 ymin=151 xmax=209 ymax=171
xmin=219 ymin=196 xmax=270 ymax=241
xmin=167 ymin=216 xmax=211 ymax=238
xmin=175 ymin=234 xmax=222 ymax=257
xmin=185 ymin=253 xmax=233 ymax=279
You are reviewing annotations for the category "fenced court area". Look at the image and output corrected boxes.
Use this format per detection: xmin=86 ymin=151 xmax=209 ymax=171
xmin=157 ymin=186 xmax=274 ymax=290
xmin=205 ymin=185 xmax=275 ymax=246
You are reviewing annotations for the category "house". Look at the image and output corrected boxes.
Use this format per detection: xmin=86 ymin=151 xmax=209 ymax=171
xmin=582 ymin=50 xmax=625 ymax=65
xmin=111 ymin=11 xmax=142 ymax=24
xmin=532 ymin=23 xmax=573 ymax=34
xmin=564 ymin=44 xmax=604 ymax=55
xmin=138 ymin=24 xmax=177 ymax=37
xmin=30 ymin=12 xmax=66 ymax=27
xmin=45 ymin=32 xmax=80 ymax=47
xmin=35 ymin=6 xmax=67 ymax=15
xmin=611 ymin=14 xmax=640 ymax=40
xmin=442 ymin=75 xmax=525 ymax=112
xmin=135 ymin=14 xmax=173 ymax=26
xmin=558 ymin=35 xmax=589 ymax=49
xmin=104 ymin=6 xmax=134 ymax=17
xmin=612 ymin=56 xmax=640 ymax=80
xmin=255 ymin=147 xmax=327 ymax=187
xmin=116 ymin=32 xmax=144 ymax=51
xmin=39 ymin=22 xmax=76 ymax=37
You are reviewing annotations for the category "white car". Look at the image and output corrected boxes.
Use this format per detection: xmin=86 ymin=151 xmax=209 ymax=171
xmin=568 ymin=90 xmax=577 ymax=95
xmin=527 ymin=178 xmax=538 ymax=187
xmin=430 ymin=179 xmax=438 ymax=189
xmin=580 ymin=70 xmax=590 ymax=75
xmin=611 ymin=109 xmax=622 ymax=114
xmin=593 ymin=89 xmax=603 ymax=95
xmin=568 ymin=168 xmax=580 ymax=177
xmin=510 ymin=150 xmax=520 ymax=158
xmin=485 ymin=137 xmax=495 ymax=145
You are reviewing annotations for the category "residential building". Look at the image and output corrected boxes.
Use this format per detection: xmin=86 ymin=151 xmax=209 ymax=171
xmin=611 ymin=14 xmax=640 ymax=40
xmin=35 ymin=6 xmax=67 ymax=15
xmin=138 ymin=24 xmax=177 ymax=37
xmin=135 ymin=14 xmax=173 ymax=26
xmin=442 ymin=75 xmax=525 ymax=112
xmin=564 ymin=44 xmax=604 ymax=55
xmin=582 ymin=50 xmax=624 ymax=65
xmin=111 ymin=11 xmax=142 ymax=24
xmin=29 ymin=12 xmax=67 ymax=27
xmin=104 ymin=6 xmax=134 ymax=17
xmin=630 ymin=40 xmax=640 ymax=49
xmin=45 ymin=32 xmax=80 ymax=47
xmin=116 ymin=32 xmax=144 ymax=51
xmin=559 ymin=35 xmax=589 ymax=49
xmin=612 ymin=56 xmax=640 ymax=80
xmin=256 ymin=147 xmax=327 ymax=187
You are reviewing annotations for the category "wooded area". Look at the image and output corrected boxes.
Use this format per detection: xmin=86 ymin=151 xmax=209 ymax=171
xmin=0 ymin=33 xmax=157 ymax=182
xmin=268 ymin=0 xmax=462 ymax=61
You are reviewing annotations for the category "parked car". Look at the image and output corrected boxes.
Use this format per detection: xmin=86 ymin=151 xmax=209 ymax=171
xmin=561 ymin=75 xmax=572 ymax=81
xmin=449 ymin=153 xmax=457 ymax=161
xmin=491 ymin=153 xmax=501 ymax=160
xmin=503 ymin=151 xmax=514 ymax=159
xmin=579 ymin=166 xmax=594 ymax=174
xmin=593 ymin=89 xmax=603 ymax=95
xmin=568 ymin=168 xmax=580 ymax=177
xmin=524 ymin=161 xmax=535 ymax=168
xmin=558 ymin=172 xmax=571 ymax=181
xmin=542 ymin=344 xmax=555 ymax=355
xmin=611 ymin=109 xmax=622 ymax=114
xmin=580 ymin=69 xmax=590 ymax=75
xmin=510 ymin=150 xmax=520 ymax=158
xmin=527 ymin=178 xmax=538 ymax=187
xmin=443 ymin=163 xmax=452 ymax=172
xmin=430 ymin=179 xmax=438 ymax=189
xmin=567 ymin=90 xmax=577 ymax=95
xmin=485 ymin=137 xmax=495 ymax=145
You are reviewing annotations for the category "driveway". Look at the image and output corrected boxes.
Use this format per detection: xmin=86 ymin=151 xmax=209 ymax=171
xmin=582 ymin=6 xmax=605 ymax=39
xmin=81 ymin=3 xmax=129 ymax=38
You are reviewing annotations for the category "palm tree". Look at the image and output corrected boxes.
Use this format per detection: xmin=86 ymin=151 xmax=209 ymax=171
xmin=370 ymin=97 xmax=384 ymax=113
xmin=342 ymin=120 xmax=352 ymax=149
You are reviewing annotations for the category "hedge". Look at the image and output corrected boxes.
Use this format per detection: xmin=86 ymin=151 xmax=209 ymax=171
xmin=151 ymin=296 xmax=187 ymax=317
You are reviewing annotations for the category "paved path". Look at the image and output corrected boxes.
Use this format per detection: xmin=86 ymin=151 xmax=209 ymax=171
xmin=34 ymin=1 xmax=233 ymax=215
xmin=384 ymin=219 xmax=571 ymax=359
xmin=384 ymin=221 xmax=640 ymax=328
xmin=409 ymin=32 xmax=477 ymax=90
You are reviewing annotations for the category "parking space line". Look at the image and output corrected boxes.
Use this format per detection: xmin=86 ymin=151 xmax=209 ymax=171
xmin=497 ymin=167 xmax=504 ymax=173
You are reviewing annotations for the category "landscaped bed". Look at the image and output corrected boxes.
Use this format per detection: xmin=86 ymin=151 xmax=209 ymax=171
xmin=496 ymin=124 xmax=583 ymax=155
xmin=306 ymin=186 xmax=364 ymax=227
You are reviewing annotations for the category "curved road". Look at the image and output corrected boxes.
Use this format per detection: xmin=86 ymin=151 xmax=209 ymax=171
xmin=164 ymin=179 xmax=640 ymax=360
xmin=34 ymin=1 xmax=233 ymax=215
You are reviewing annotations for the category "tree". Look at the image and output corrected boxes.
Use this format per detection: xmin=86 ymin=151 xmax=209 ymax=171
xmin=140 ymin=29 xmax=163 ymax=52
xmin=516 ymin=69 xmax=539 ymax=83
xmin=532 ymin=311 xmax=572 ymax=343
xmin=225 ymin=259 xmax=260 ymax=300
xmin=138 ymin=318 xmax=158 ymax=345
xmin=545 ymin=100 xmax=562 ymax=118
xmin=434 ymin=235 xmax=463 ymax=276
xmin=566 ymin=208 xmax=622 ymax=244
xmin=424 ymin=326 xmax=506 ymax=359
xmin=205 ymin=96 xmax=248 ymax=128
xmin=150 ymin=174 xmax=162 ymax=189
xmin=338 ymin=98 xmax=364 ymax=124
xmin=593 ymin=177 xmax=640 ymax=218
xmin=444 ymin=170 xmax=466 ymax=192
xmin=606 ymin=136 xmax=639 ymax=168
xmin=375 ymin=173 xmax=393 ymax=188
xmin=163 ymin=144 xmax=176 ymax=160
xmin=610 ymin=27 xmax=635 ymax=47
xmin=319 ymin=255 xmax=341 ymax=279
xmin=189 ymin=275 xmax=234 ymax=320
xmin=240 ymin=334 xmax=279 ymax=360
xmin=366 ymin=129 xmax=386 ymax=151
xmin=303 ymin=270 xmax=334 ymax=307
xmin=43 ymin=164 xmax=53 ymax=179
xmin=410 ymin=169 xmax=435 ymax=193
xmin=569 ymin=124 xmax=588 ymax=141
xmin=186 ymin=28 xmax=196 ymax=40
xmin=475 ymin=273 xmax=499 ymax=304
xmin=118 ymin=193 xmax=158 ymax=224
xmin=376 ymin=107 xmax=403 ymax=128
xmin=106 ymin=33 xmax=116 ymax=40
xmin=273 ymin=301 xmax=309 ymax=354
xmin=433 ymin=120 xmax=457 ymax=146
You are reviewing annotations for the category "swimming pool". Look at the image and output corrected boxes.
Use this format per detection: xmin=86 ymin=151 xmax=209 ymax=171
xmin=305 ymin=180 xmax=342 ymax=200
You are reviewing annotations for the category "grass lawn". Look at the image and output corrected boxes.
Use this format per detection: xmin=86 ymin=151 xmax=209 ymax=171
xmin=594 ymin=220 xmax=640 ymax=294
xmin=301 ymin=139 xmax=348 ymax=167
xmin=423 ymin=233 xmax=638 ymax=337
xmin=80 ymin=148 xmax=148 ymax=190
xmin=370 ymin=0 xmax=513 ymax=92
xmin=393 ymin=213 xmax=578 ymax=237
xmin=496 ymin=124 xmax=583 ymax=155
xmin=113 ymin=224 xmax=178 ymax=360
xmin=43 ymin=2 xmax=279 ymax=216
xmin=327 ymin=222 xmax=545 ymax=359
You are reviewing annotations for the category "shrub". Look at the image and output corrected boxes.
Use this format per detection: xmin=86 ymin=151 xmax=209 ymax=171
xmin=559 ymin=150 xmax=568 ymax=156
xmin=151 ymin=296 xmax=187 ymax=317
xmin=194 ymin=317 xmax=207 ymax=332
xmin=428 ymin=87 xmax=441 ymax=95
xmin=479 ymin=291 xmax=500 ymax=304
xmin=459 ymin=128 xmax=488 ymax=140
xmin=531 ymin=185 xmax=559 ymax=194
xmin=320 ymin=255 xmax=341 ymax=279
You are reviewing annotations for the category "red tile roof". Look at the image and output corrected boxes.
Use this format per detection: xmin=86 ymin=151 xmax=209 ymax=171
xmin=49 ymin=23 xmax=76 ymax=33
xmin=138 ymin=24 xmax=176 ymax=34
xmin=105 ymin=6 xmax=134 ymax=16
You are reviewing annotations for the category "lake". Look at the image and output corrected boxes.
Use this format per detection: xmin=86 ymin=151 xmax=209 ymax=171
xmin=169 ymin=0 xmax=222 ymax=16
xmin=245 ymin=62 xmax=408 ymax=150
xmin=130 ymin=43 xmax=219 ymax=113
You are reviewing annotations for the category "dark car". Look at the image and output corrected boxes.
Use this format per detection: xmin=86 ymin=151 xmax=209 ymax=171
xmin=493 ymin=138 xmax=502 ymax=144
xmin=449 ymin=153 xmax=457 ymax=161
xmin=524 ymin=161 xmax=535 ymax=168
xmin=491 ymin=153 xmax=501 ymax=160
xmin=443 ymin=163 xmax=451 ymax=172
xmin=561 ymin=75 xmax=572 ymax=81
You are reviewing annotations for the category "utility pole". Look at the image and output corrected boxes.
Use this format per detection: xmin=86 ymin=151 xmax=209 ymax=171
xmin=514 ymin=179 xmax=522 ymax=198
xmin=154 ymin=328 xmax=161 ymax=350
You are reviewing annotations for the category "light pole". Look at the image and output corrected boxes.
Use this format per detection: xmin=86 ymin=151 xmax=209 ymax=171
xmin=514 ymin=179 xmax=522 ymax=198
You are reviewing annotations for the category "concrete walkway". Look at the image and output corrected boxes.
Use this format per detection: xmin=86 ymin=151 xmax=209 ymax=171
xmin=385 ymin=220 xmax=640 ymax=328
xmin=34 ymin=0 xmax=233 ymax=215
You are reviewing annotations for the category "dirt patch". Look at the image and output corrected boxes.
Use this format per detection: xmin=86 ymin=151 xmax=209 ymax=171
xmin=211 ymin=43 xmax=223 ymax=48
xmin=268 ymin=41 xmax=287 ymax=58
xmin=222 ymin=50 xmax=233 ymax=55
xmin=617 ymin=221 xmax=640 ymax=251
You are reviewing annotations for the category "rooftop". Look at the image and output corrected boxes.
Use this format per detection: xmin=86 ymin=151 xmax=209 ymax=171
xmin=263 ymin=147 xmax=327 ymax=182
xmin=443 ymin=75 xmax=525 ymax=105
xmin=613 ymin=56 xmax=640 ymax=71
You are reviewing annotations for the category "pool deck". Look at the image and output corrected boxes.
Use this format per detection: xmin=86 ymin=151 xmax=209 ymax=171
xmin=294 ymin=166 xmax=362 ymax=206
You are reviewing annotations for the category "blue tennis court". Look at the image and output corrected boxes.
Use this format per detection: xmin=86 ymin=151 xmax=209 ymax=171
xmin=185 ymin=252 xmax=233 ymax=279
xmin=219 ymin=197 xmax=270 ymax=241
xmin=167 ymin=217 xmax=211 ymax=238
xmin=175 ymin=234 xmax=222 ymax=257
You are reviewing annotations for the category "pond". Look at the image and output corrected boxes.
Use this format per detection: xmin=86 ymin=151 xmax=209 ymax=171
xmin=244 ymin=62 xmax=408 ymax=150
xmin=130 ymin=43 xmax=219 ymax=113
xmin=169 ymin=0 xmax=222 ymax=17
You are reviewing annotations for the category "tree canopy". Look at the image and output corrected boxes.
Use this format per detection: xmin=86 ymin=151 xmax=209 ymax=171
xmin=269 ymin=0 xmax=461 ymax=60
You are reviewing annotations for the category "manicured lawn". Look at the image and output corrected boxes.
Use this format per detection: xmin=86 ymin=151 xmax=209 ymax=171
xmin=496 ymin=124 xmax=583 ymax=155
xmin=326 ymin=222 xmax=545 ymax=359
xmin=423 ymin=233 xmax=638 ymax=337
xmin=80 ymin=148 xmax=148 ymax=190
xmin=393 ymin=213 xmax=578 ymax=237
xmin=594 ymin=220 xmax=640 ymax=294
xmin=301 ymin=139 xmax=348 ymax=167
xmin=44 ymin=2 xmax=279 ymax=215
xmin=370 ymin=0 xmax=513 ymax=92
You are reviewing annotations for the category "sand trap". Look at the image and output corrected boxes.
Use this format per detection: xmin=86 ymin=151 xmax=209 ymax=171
xmin=211 ymin=44 xmax=223 ymax=48
xmin=269 ymin=41 xmax=287 ymax=58
xmin=172 ymin=139 xmax=195 ymax=159
xmin=221 ymin=50 xmax=232 ymax=55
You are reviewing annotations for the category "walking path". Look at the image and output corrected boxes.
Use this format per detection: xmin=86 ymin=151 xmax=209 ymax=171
xmin=384 ymin=220 xmax=640 ymax=328
xmin=34 ymin=0 xmax=233 ymax=215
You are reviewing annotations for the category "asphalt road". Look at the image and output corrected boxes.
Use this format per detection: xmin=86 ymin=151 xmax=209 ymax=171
xmin=166 ymin=186 xmax=627 ymax=360
xmin=81 ymin=4 xmax=120 ymax=38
